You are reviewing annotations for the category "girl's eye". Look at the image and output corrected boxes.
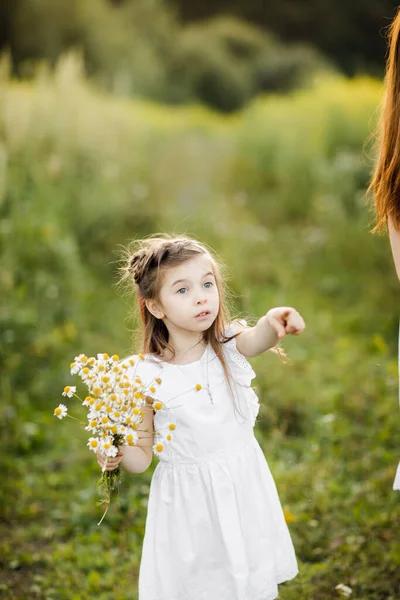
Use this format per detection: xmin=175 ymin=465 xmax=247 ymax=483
xmin=176 ymin=282 xmax=214 ymax=294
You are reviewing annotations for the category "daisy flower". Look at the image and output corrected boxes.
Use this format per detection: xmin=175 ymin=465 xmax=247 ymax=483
xmin=125 ymin=431 xmax=139 ymax=446
xmin=101 ymin=438 xmax=118 ymax=458
xmin=153 ymin=441 xmax=164 ymax=457
xmin=53 ymin=404 xmax=68 ymax=419
xmin=62 ymin=385 xmax=76 ymax=398
xmin=87 ymin=437 xmax=100 ymax=452
xmin=70 ymin=362 xmax=81 ymax=376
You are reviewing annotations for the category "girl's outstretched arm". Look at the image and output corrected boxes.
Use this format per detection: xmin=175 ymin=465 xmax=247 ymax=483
xmin=388 ymin=215 xmax=400 ymax=280
xmin=236 ymin=308 xmax=305 ymax=358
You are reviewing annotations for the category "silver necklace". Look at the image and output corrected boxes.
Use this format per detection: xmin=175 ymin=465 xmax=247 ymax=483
xmin=175 ymin=344 xmax=214 ymax=405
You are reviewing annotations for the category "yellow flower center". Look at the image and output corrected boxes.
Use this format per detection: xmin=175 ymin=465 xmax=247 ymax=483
xmin=63 ymin=386 xmax=71 ymax=393
xmin=155 ymin=377 xmax=162 ymax=384
xmin=154 ymin=402 xmax=163 ymax=411
xmin=195 ymin=384 xmax=202 ymax=391
xmin=81 ymin=368 xmax=90 ymax=375
xmin=112 ymin=355 xmax=119 ymax=362
xmin=155 ymin=443 xmax=163 ymax=452
xmin=90 ymin=439 xmax=98 ymax=448
xmin=169 ymin=423 xmax=176 ymax=431
xmin=54 ymin=407 xmax=62 ymax=415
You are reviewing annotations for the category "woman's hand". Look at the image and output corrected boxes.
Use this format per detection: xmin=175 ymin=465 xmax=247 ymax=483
xmin=266 ymin=307 xmax=306 ymax=339
xmin=96 ymin=448 xmax=124 ymax=471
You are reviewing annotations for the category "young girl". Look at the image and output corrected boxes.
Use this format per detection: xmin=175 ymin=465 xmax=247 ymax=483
xmin=97 ymin=234 xmax=305 ymax=600
xmin=368 ymin=9 xmax=400 ymax=491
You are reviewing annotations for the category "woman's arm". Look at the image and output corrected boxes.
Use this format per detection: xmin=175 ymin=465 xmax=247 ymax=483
xmin=388 ymin=214 xmax=400 ymax=280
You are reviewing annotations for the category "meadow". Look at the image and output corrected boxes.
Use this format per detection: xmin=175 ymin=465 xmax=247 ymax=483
xmin=1 ymin=52 xmax=399 ymax=599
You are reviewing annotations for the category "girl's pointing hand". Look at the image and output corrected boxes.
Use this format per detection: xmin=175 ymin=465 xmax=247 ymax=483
xmin=266 ymin=307 xmax=306 ymax=339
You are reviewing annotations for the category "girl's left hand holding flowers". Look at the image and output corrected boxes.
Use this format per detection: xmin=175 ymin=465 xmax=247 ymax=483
xmin=96 ymin=448 xmax=124 ymax=472
xmin=265 ymin=307 xmax=306 ymax=339
xmin=53 ymin=352 xmax=177 ymax=524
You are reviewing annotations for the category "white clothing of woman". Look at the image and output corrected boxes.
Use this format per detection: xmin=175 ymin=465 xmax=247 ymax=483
xmin=132 ymin=321 xmax=298 ymax=600
xmin=388 ymin=216 xmax=400 ymax=490
xmin=394 ymin=320 xmax=400 ymax=490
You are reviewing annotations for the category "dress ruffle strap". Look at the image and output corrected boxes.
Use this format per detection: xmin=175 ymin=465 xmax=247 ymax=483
xmin=222 ymin=320 xmax=260 ymax=426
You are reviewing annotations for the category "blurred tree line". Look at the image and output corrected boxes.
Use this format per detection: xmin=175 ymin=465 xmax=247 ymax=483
xmin=0 ymin=0 xmax=396 ymax=110
xmin=168 ymin=0 xmax=398 ymax=76
xmin=0 ymin=0 xmax=334 ymax=112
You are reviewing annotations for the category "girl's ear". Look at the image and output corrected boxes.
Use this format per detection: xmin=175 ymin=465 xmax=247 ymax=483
xmin=145 ymin=299 xmax=165 ymax=320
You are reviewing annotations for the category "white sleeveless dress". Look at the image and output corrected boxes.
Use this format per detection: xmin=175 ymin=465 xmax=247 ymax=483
xmin=131 ymin=322 xmax=298 ymax=600
xmin=394 ymin=321 xmax=400 ymax=490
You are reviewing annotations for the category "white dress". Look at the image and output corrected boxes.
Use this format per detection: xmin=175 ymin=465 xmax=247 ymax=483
xmin=394 ymin=320 xmax=400 ymax=490
xmin=133 ymin=322 xmax=298 ymax=600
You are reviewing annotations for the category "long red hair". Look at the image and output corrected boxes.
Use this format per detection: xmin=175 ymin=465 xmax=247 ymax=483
xmin=369 ymin=8 xmax=400 ymax=234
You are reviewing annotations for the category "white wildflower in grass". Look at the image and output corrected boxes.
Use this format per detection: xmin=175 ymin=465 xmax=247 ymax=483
xmin=54 ymin=351 xmax=177 ymax=525
xmin=335 ymin=584 xmax=353 ymax=597
xmin=53 ymin=404 xmax=68 ymax=419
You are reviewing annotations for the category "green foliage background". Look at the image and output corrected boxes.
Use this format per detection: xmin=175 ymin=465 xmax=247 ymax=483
xmin=4 ymin=0 xmax=332 ymax=112
xmin=1 ymin=53 xmax=400 ymax=599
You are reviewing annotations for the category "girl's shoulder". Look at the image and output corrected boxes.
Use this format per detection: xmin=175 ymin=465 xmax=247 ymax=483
xmin=221 ymin=319 xmax=256 ymax=385
xmin=222 ymin=318 xmax=249 ymax=340
xmin=121 ymin=352 xmax=164 ymax=386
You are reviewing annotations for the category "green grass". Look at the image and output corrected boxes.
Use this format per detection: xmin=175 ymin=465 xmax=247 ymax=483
xmin=1 ymin=53 xmax=399 ymax=599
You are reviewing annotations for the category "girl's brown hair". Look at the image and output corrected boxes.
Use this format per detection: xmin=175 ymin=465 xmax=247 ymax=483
xmin=369 ymin=8 xmax=400 ymax=234
xmin=118 ymin=233 xmax=284 ymax=418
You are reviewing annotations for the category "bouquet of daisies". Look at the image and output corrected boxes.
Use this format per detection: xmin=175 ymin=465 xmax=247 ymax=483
xmin=54 ymin=352 xmax=175 ymax=524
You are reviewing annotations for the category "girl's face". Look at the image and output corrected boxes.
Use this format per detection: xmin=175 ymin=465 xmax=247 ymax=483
xmin=156 ymin=254 xmax=220 ymax=333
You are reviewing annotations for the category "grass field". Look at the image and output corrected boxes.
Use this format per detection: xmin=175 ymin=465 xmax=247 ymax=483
xmin=1 ymin=54 xmax=399 ymax=599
